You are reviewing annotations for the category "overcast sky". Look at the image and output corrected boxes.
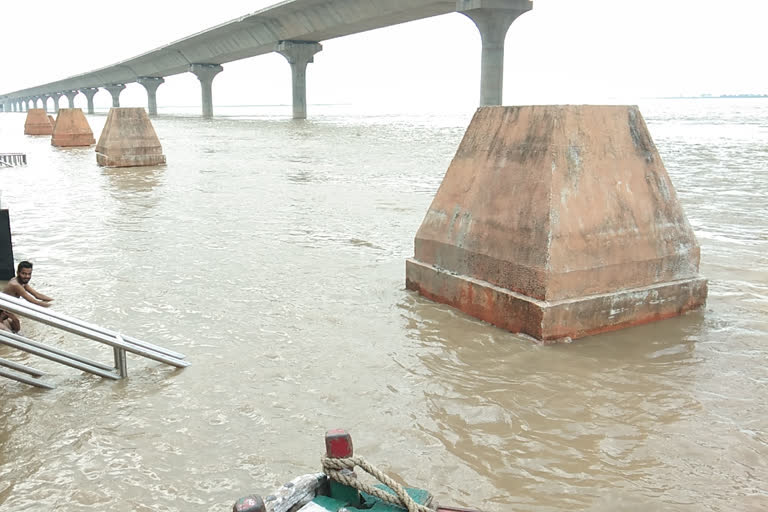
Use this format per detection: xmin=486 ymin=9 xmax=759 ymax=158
xmin=0 ymin=0 xmax=765 ymax=111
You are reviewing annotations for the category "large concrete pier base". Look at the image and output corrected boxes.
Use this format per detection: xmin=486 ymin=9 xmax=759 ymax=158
xmin=51 ymin=108 xmax=95 ymax=147
xmin=96 ymin=108 xmax=166 ymax=167
xmin=405 ymin=105 xmax=708 ymax=342
xmin=23 ymin=109 xmax=53 ymax=135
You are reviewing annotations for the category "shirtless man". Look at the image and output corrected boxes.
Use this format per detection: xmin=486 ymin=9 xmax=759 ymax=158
xmin=1 ymin=261 xmax=53 ymax=332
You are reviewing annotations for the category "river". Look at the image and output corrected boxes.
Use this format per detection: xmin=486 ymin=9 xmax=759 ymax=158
xmin=0 ymin=99 xmax=766 ymax=511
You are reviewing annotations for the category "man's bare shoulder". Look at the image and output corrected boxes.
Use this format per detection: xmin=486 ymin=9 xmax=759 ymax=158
xmin=2 ymin=279 xmax=23 ymax=296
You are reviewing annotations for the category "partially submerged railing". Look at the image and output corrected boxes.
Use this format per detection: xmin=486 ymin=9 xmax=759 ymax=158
xmin=0 ymin=153 xmax=27 ymax=167
xmin=0 ymin=294 xmax=188 ymax=389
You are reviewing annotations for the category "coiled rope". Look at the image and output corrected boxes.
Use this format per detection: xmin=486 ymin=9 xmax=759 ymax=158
xmin=321 ymin=456 xmax=434 ymax=512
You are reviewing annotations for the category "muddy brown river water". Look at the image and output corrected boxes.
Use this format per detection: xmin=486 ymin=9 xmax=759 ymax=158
xmin=0 ymin=100 xmax=766 ymax=511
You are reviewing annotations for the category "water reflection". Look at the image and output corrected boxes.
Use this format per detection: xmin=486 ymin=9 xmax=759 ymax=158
xmin=100 ymin=165 xmax=164 ymax=197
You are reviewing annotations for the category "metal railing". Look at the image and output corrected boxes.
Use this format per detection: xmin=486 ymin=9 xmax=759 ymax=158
xmin=0 ymin=153 xmax=27 ymax=167
xmin=0 ymin=294 xmax=188 ymax=389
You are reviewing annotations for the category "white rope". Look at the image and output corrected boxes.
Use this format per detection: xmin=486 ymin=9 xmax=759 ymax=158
xmin=321 ymin=456 xmax=433 ymax=512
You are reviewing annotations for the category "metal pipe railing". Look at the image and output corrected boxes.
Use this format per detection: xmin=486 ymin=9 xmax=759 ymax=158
xmin=0 ymin=331 xmax=120 ymax=380
xmin=0 ymin=153 xmax=26 ymax=166
xmin=0 ymin=295 xmax=189 ymax=370
xmin=0 ymin=356 xmax=45 ymax=377
xmin=0 ymin=367 xmax=54 ymax=389
xmin=0 ymin=294 xmax=186 ymax=360
xmin=0 ymin=329 xmax=114 ymax=371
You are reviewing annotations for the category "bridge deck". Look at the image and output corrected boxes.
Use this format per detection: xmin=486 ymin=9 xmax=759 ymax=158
xmin=2 ymin=0 xmax=457 ymax=98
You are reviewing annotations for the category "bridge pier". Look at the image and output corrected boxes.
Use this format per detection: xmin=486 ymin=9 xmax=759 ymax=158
xmin=104 ymin=84 xmax=126 ymax=108
xmin=80 ymin=88 xmax=99 ymax=114
xmin=458 ymin=0 xmax=532 ymax=106
xmin=190 ymin=64 xmax=223 ymax=118
xmin=137 ymin=77 xmax=165 ymax=116
xmin=64 ymin=90 xmax=79 ymax=108
xmin=50 ymin=92 xmax=63 ymax=113
xmin=276 ymin=41 xmax=322 ymax=120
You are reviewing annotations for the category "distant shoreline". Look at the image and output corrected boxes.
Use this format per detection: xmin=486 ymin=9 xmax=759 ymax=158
xmin=660 ymin=94 xmax=768 ymax=99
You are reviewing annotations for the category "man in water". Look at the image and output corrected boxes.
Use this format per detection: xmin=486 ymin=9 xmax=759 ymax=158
xmin=0 ymin=261 xmax=54 ymax=332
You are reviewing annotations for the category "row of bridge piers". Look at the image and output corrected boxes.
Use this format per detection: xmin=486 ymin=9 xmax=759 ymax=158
xmin=1 ymin=3 xmax=529 ymax=118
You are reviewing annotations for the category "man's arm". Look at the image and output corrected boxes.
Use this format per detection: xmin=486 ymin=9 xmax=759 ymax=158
xmin=1 ymin=311 xmax=21 ymax=332
xmin=9 ymin=283 xmax=52 ymax=307
xmin=24 ymin=284 xmax=53 ymax=303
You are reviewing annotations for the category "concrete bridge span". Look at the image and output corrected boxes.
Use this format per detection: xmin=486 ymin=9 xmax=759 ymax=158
xmin=0 ymin=0 xmax=532 ymax=118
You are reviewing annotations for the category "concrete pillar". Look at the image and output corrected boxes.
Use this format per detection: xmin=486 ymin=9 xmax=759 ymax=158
xmin=104 ymin=84 xmax=126 ymax=108
xmin=80 ymin=87 xmax=99 ymax=114
xmin=96 ymin=108 xmax=166 ymax=167
xmin=275 ymin=41 xmax=322 ymax=119
xmin=24 ymin=109 xmax=53 ymax=135
xmin=41 ymin=95 xmax=50 ymax=112
xmin=51 ymin=108 xmax=95 ymax=147
xmin=458 ymin=0 xmax=532 ymax=106
xmin=51 ymin=92 xmax=63 ymax=113
xmin=64 ymin=90 xmax=79 ymax=108
xmin=189 ymin=64 xmax=223 ymax=118
xmin=137 ymin=77 xmax=165 ymax=116
xmin=32 ymin=97 xmax=40 ymax=108
xmin=406 ymin=105 xmax=708 ymax=341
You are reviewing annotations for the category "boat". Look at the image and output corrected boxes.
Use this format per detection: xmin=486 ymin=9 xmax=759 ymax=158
xmin=233 ymin=429 xmax=480 ymax=512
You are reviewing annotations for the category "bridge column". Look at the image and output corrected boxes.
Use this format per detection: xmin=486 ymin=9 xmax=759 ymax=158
xmin=64 ymin=90 xmax=79 ymax=108
xmin=458 ymin=0 xmax=532 ymax=106
xmin=50 ymin=92 xmax=63 ymax=113
xmin=104 ymin=84 xmax=126 ymax=108
xmin=276 ymin=41 xmax=322 ymax=120
xmin=137 ymin=77 xmax=165 ymax=116
xmin=189 ymin=64 xmax=223 ymax=118
xmin=80 ymin=88 xmax=99 ymax=114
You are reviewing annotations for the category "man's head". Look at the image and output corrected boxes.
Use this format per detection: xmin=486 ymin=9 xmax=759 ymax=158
xmin=17 ymin=261 xmax=33 ymax=284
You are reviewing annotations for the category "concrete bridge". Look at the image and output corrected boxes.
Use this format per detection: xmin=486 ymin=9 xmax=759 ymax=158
xmin=0 ymin=0 xmax=532 ymax=119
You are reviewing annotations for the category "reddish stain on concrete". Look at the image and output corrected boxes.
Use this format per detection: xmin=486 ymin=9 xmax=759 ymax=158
xmin=96 ymin=108 xmax=166 ymax=167
xmin=406 ymin=105 xmax=708 ymax=342
xmin=51 ymin=108 xmax=95 ymax=147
